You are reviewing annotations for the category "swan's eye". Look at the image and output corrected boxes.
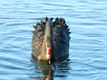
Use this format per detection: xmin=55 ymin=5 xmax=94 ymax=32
xmin=47 ymin=45 xmax=49 ymax=47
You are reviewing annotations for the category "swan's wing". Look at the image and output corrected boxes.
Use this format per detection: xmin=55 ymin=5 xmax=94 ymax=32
xmin=53 ymin=18 xmax=70 ymax=58
xmin=32 ymin=23 xmax=45 ymax=57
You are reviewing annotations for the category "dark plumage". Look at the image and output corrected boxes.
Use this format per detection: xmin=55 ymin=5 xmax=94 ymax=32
xmin=32 ymin=17 xmax=70 ymax=63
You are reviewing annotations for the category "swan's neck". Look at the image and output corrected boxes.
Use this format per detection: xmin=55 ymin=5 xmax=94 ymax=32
xmin=39 ymin=20 xmax=53 ymax=61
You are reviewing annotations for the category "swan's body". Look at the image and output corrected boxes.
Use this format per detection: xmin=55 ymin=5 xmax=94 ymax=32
xmin=32 ymin=17 xmax=70 ymax=63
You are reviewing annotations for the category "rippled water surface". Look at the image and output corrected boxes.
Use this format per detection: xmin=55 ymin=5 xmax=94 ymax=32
xmin=0 ymin=0 xmax=107 ymax=80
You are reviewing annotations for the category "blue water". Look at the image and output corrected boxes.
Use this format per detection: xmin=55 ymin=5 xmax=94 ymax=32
xmin=0 ymin=0 xmax=107 ymax=80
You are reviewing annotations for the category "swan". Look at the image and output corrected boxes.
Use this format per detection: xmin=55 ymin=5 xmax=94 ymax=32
xmin=32 ymin=17 xmax=70 ymax=63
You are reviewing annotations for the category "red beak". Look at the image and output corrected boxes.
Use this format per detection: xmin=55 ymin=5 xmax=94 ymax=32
xmin=47 ymin=47 xmax=52 ymax=57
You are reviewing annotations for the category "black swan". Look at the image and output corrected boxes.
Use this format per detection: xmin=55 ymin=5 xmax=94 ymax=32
xmin=32 ymin=17 xmax=70 ymax=63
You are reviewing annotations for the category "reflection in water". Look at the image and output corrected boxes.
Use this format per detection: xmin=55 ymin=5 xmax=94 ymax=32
xmin=42 ymin=65 xmax=53 ymax=80
xmin=31 ymin=59 xmax=70 ymax=80
xmin=39 ymin=61 xmax=53 ymax=80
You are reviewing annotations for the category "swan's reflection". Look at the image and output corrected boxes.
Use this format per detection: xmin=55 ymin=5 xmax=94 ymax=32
xmin=42 ymin=66 xmax=53 ymax=80
xmin=39 ymin=61 xmax=53 ymax=80
xmin=32 ymin=59 xmax=70 ymax=80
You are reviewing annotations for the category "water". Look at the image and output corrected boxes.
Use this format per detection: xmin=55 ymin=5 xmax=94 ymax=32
xmin=0 ymin=0 xmax=107 ymax=80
